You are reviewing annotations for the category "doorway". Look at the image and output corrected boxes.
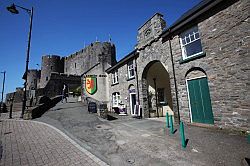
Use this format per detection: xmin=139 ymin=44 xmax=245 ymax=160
xmin=141 ymin=61 xmax=173 ymax=118
xmin=187 ymin=77 xmax=214 ymax=124
xmin=130 ymin=93 xmax=136 ymax=115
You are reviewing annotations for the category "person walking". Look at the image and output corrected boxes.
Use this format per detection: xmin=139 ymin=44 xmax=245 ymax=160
xmin=62 ymin=84 xmax=68 ymax=103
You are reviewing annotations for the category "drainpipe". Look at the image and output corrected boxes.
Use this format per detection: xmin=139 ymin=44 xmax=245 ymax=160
xmin=135 ymin=55 xmax=141 ymax=118
xmin=168 ymin=29 xmax=180 ymax=124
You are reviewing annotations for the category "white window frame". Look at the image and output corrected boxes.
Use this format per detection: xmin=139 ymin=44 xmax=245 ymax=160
xmin=127 ymin=61 xmax=135 ymax=79
xmin=112 ymin=70 xmax=118 ymax=84
xmin=180 ymin=26 xmax=203 ymax=60
xmin=112 ymin=92 xmax=120 ymax=107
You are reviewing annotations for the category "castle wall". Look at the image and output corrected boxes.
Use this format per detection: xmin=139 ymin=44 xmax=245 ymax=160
xmin=64 ymin=42 xmax=116 ymax=76
xmin=43 ymin=73 xmax=81 ymax=98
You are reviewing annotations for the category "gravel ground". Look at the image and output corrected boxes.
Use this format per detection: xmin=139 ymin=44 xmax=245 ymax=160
xmin=35 ymin=97 xmax=250 ymax=166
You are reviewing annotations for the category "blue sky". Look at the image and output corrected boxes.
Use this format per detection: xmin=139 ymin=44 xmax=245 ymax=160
xmin=0 ymin=0 xmax=201 ymax=98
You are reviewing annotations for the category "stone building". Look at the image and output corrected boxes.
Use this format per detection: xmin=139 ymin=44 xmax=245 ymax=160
xmin=106 ymin=50 xmax=139 ymax=115
xmin=106 ymin=0 xmax=249 ymax=130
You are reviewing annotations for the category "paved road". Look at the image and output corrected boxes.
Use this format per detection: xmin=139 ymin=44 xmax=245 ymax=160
xmin=0 ymin=119 xmax=108 ymax=166
xmin=36 ymin=98 xmax=250 ymax=166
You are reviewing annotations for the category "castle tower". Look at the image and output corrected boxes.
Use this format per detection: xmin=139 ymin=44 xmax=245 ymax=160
xmin=40 ymin=55 xmax=64 ymax=88
xmin=26 ymin=69 xmax=40 ymax=91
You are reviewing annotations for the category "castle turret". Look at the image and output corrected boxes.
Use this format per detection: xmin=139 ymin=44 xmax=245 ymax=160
xmin=26 ymin=69 xmax=40 ymax=91
xmin=40 ymin=55 xmax=64 ymax=88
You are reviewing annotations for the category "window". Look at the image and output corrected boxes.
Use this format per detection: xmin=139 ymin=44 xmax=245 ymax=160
xmin=157 ymin=88 xmax=166 ymax=104
xmin=46 ymin=77 xmax=48 ymax=81
xmin=112 ymin=92 xmax=120 ymax=107
xmin=127 ymin=61 xmax=135 ymax=79
xmin=75 ymin=63 xmax=77 ymax=68
xmin=112 ymin=70 xmax=118 ymax=84
xmin=180 ymin=26 xmax=203 ymax=60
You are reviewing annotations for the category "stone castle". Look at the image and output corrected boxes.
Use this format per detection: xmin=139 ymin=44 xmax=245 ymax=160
xmin=6 ymin=0 xmax=250 ymax=131
xmin=6 ymin=42 xmax=116 ymax=102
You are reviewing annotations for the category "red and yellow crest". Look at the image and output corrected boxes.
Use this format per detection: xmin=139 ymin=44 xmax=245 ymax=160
xmin=85 ymin=76 xmax=97 ymax=95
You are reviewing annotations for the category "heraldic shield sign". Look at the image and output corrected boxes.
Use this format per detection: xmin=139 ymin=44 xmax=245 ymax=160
xmin=85 ymin=76 xmax=97 ymax=95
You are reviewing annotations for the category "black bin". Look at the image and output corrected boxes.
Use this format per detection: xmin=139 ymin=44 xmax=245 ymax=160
xmin=88 ymin=102 xmax=97 ymax=113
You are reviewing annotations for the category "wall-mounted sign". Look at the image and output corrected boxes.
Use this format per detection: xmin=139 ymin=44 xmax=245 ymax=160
xmin=85 ymin=76 xmax=97 ymax=95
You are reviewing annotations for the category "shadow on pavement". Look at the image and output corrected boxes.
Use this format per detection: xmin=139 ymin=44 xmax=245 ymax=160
xmin=32 ymin=96 xmax=62 ymax=119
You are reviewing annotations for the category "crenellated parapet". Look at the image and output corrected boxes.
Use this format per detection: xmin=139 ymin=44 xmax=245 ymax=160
xmin=64 ymin=42 xmax=116 ymax=76
xmin=39 ymin=55 xmax=64 ymax=88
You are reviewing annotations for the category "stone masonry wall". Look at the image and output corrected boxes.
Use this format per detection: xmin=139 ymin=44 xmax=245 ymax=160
xmin=171 ymin=0 xmax=250 ymax=130
xmin=43 ymin=73 xmax=81 ymax=98
xmin=82 ymin=63 xmax=109 ymax=104
xmin=108 ymin=59 xmax=138 ymax=115
xmin=64 ymin=42 xmax=116 ymax=76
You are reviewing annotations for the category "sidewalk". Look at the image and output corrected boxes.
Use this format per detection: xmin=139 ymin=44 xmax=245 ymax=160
xmin=0 ymin=119 xmax=108 ymax=166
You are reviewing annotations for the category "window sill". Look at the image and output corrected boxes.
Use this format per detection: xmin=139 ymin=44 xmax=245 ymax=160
xmin=179 ymin=52 xmax=206 ymax=64
xmin=111 ymin=82 xmax=119 ymax=86
xmin=127 ymin=76 xmax=135 ymax=81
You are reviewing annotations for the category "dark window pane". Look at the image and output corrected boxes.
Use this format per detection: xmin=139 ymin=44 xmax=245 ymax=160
xmin=195 ymin=33 xmax=200 ymax=39
xmin=190 ymin=34 xmax=195 ymax=41
xmin=186 ymin=37 xmax=190 ymax=43
xmin=158 ymin=88 xmax=165 ymax=102
xmin=130 ymin=70 xmax=134 ymax=77
xmin=182 ymin=39 xmax=186 ymax=45
xmin=185 ymin=39 xmax=202 ymax=57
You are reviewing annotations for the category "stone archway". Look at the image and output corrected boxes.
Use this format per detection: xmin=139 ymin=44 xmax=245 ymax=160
xmin=141 ymin=60 xmax=173 ymax=118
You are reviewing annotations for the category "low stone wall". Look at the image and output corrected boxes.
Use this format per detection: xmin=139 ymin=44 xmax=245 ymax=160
xmin=23 ymin=95 xmax=62 ymax=119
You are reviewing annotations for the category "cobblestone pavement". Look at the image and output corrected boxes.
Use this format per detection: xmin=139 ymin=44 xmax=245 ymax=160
xmin=0 ymin=119 xmax=108 ymax=166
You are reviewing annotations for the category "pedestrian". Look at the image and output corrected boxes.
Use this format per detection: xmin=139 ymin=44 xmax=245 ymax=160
xmin=62 ymin=84 xmax=68 ymax=103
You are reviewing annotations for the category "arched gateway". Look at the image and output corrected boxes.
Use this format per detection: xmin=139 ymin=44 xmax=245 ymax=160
xmin=141 ymin=60 xmax=174 ymax=119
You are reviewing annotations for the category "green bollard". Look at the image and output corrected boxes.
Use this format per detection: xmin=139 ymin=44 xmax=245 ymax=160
xmin=180 ymin=121 xmax=186 ymax=148
xmin=169 ymin=115 xmax=174 ymax=134
xmin=166 ymin=112 xmax=169 ymax=128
